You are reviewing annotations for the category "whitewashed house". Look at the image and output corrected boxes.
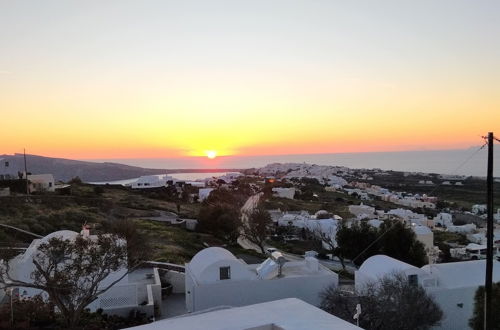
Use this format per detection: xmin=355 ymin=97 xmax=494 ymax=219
xmin=434 ymin=213 xmax=453 ymax=228
xmin=131 ymin=175 xmax=175 ymax=189
xmin=349 ymin=204 xmax=377 ymax=220
xmin=277 ymin=214 xmax=339 ymax=249
xmin=28 ymin=174 xmax=55 ymax=193
xmin=471 ymin=204 xmax=487 ymax=215
xmin=355 ymin=255 xmax=432 ymax=292
xmin=422 ymin=261 xmax=500 ymax=330
xmin=184 ymin=247 xmax=337 ymax=312
xmin=356 ymin=255 xmax=500 ymax=330
xmin=412 ymin=225 xmax=434 ymax=250
xmin=387 ymin=208 xmax=428 ymax=226
xmin=1 ymin=230 xmax=162 ymax=318
xmin=446 ymin=223 xmax=476 ymax=234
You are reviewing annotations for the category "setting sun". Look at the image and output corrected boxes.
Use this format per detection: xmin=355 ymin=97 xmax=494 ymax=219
xmin=206 ymin=151 xmax=217 ymax=159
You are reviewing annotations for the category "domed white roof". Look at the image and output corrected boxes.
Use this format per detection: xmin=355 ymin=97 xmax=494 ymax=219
xmin=189 ymin=247 xmax=238 ymax=278
xmin=315 ymin=210 xmax=329 ymax=216
xmin=22 ymin=230 xmax=79 ymax=262
xmin=40 ymin=230 xmax=79 ymax=242
xmin=359 ymin=255 xmax=419 ymax=279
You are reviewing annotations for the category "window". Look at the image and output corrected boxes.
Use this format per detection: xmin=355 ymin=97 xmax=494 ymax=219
xmin=408 ymin=274 xmax=418 ymax=287
xmin=219 ymin=266 xmax=231 ymax=280
xmin=49 ymin=182 xmax=53 ymax=187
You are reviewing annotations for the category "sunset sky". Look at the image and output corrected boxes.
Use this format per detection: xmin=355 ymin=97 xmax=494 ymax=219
xmin=1 ymin=0 xmax=499 ymax=160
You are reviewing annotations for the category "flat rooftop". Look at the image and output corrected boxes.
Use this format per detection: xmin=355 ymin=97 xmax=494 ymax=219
xmin=128 ymin=267 xmax=157 ymax=285
xmin=246 ymin=260 xmax=334 ymax=278
xmin=126 ymin=298 xmax=361 ymax=330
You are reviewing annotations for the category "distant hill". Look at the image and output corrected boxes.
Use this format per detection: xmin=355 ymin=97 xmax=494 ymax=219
xmin=0 ymin=154 xmax=170 ymax=182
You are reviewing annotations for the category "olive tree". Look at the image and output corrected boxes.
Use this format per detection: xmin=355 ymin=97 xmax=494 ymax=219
xmin=321 ymin=272 xmax=442 ymax=330
xmin=241 ymin=207 xmax=272 ymax=254
xmin=0 ymin=234 xmax=132 ymax=329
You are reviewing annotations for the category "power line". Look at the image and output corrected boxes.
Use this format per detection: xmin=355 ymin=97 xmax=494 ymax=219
xmin=350 ymin=140 xmax=488 ymax=265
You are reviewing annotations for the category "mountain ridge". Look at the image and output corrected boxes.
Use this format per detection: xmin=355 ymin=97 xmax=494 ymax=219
xmin=0 ymin=154 xmax=239 ymax=182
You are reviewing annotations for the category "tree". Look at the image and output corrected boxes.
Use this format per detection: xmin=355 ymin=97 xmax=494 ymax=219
xmin=310 ymin=221 xmax=344 ymax=267
xmin=0 ymin=234 xmax=131 ymax=329
xmin=335 ymin=221 xmax=380 ymax=267
xmin=198 ymin=203 xmax=242 ymax=243
xmin=241 ymin=207 xmax=272 ymax=254
xmin=333 ymin=220 xmax=427 ymax=268
xmin=321 ymin=272 xmax=443 ymax=330
xmin=378 ymin=221 xmax=427 ymax=267
xmin=68 ymin=176 xmax=82 ymax=185
xmin=469 ymin=282 xmax=500 ymax=330
xmin=105 ymin=218 xmax=151 ymax=266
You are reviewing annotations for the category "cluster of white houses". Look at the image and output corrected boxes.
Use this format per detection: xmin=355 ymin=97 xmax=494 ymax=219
xmin=349 ymin=181 xmax=437 ymax=209
xmin=3 ymin=228 xmax=500 ymax=329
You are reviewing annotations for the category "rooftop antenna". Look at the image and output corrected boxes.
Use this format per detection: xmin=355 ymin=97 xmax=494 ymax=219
xmin=353 ymin=303 xmax=361 ymax=327
xmin=271 ymin=251 xmax=286 ymax=277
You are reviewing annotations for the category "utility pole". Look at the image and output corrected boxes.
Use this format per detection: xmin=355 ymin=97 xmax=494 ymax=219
xmin=23 ymin=148 xmax=29 ymax=195
xmin=484 ymin=132 xmax=494 ymax=330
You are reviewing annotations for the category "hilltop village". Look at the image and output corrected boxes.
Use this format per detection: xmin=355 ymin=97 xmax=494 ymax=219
xmin=1 ymin=162 xmax=499 ymax=329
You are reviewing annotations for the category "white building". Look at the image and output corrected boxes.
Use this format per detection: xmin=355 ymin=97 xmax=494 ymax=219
xmin=272 ymin=187 xmax=296 ymax=199
xmin=434 ymin=213 xmax=453 ymax=228
xmin=355 ymin=255 xmax=432 ymax=292
xmin=198 ymin=188 xmax=215 ymax=202
xmin=1 ymin=230 xmax=162 ymax=318
xmin=356 ymin=255 xmax=500 ymax=330
xmin=131 ymin=175 xmax=175 ymax=189
xmin=412 ymin=225 xmax=434 ymax=250
xmin=349 ymin=204 xmax=377 ymax=220
xmin=446 ymin=223 xmax=476 ymax=234
xmin=184 ymin=247 xmax=337 ymax=312
xmin=471 ymin=204 xmax=487 ymax=215
xmin=28 ymin=174 xmax=55 ymax=193
xmin=277 ymin=214 xmax=339 ymax=249
xmin=128 ymin=298 xmax=361 ymax=330
xmin=387 ymin=208 xmax=428 ymax=226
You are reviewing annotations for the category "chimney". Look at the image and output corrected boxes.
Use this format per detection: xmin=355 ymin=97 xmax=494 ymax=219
xmin=81 ymin=223 xmax=90 ymax=237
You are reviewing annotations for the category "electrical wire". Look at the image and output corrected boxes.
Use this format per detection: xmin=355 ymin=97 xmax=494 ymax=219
xmin=350 ymin=139 xmax=488 ymax=265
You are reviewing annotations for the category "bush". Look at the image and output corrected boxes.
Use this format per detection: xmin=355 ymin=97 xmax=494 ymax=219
xmin=469 ymin=282 xmax=500 ymax=330
xmin=321 ymin=272 xmax=442 ymax=330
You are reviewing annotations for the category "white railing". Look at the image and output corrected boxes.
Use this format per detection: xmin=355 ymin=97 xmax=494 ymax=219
xmin=99 ymin=284 xmax=138 ymax=309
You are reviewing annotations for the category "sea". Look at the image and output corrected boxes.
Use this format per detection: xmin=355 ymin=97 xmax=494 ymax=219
xmin=88 ymin=147 xmax=500 ymax=179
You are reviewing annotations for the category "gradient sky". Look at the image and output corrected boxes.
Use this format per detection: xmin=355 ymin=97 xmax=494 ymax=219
xmin=1 ymin=0 xmax=499 ymax=159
